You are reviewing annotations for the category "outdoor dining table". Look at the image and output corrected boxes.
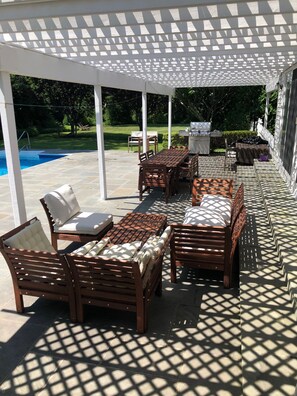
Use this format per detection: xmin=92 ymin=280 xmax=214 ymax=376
xmin=140 ymin=148 xmax=189 ymax=169
xmin=139 ymin=148 xmax=190 ymax=201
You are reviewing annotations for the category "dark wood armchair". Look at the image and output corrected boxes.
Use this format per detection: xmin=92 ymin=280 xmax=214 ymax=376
xmin=0 ymin=218 xmax=77 ymax=321
xmin=170 ymin=179 xmax=246 ymax=288
xmin=40 ymin=184 xmax=113 ymax=250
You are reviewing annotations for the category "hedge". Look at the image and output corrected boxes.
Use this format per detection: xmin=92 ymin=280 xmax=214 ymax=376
xmin=162 ymin=130 xmax=257 ymax=151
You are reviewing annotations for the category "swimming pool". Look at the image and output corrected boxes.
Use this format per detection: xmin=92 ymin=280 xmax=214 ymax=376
xmin=0 ymin=150 xmax=66 ymax=176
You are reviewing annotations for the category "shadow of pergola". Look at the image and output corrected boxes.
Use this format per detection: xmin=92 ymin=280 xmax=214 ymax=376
xmin=0 ymin=154 xmax=296 ymax=395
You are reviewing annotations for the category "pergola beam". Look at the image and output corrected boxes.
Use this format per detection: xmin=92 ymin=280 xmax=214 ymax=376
xmin=0 ymin=0 xmax=296 ymax=22
xmin=0 ymin=44 xmax=174 ymax=96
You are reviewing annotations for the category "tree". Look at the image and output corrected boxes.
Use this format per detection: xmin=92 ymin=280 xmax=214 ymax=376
xmin=103 ymin=88 xmax=137 ymax=126
xmin=259 ymin=88 xmax=278 ymax=133
xmin=174 ymin=86 xmax=263 ymax=130
xmin=31 ymin=79 xmax=94 ymax=136
xmin=11 ymin=75 xmax=54 ymax=132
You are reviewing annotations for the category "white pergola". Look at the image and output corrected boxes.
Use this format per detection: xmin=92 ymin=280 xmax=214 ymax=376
xmin=1 ymin=0 xmax=297 ymax=225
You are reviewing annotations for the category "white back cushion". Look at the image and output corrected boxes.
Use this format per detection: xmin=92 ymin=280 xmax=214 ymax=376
xmin=44 ymin=184 xmax=80 ymax=226
xmin=200 ymin=194 xmax=232 ymax=225
xmin=4 ymin=219 xmax=55 ymax=252
xmin=184 ymin=207 xmax=226 ymax=227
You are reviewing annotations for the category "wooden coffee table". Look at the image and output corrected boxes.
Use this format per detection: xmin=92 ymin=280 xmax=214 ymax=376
xmin=104 ymin=212 xmax=167 ymax=244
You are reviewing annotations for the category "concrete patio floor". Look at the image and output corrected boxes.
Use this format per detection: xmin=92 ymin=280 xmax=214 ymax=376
xmin=0 ymin=150 xmax=296 ymax=395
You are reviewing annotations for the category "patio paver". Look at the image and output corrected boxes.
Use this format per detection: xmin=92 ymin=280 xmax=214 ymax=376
xmin=0 ymin=150 xmax=296 ymax=395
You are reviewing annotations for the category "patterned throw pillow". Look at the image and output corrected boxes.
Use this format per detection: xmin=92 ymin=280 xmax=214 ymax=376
xmin=184 ymin=207 xmax=226 ymax=227
xmin=200 ymin=194 xmax=232 ymax=225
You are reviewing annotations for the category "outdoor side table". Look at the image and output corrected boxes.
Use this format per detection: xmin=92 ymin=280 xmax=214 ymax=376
xmin=104 ymin=212 xmax=167 ymax=244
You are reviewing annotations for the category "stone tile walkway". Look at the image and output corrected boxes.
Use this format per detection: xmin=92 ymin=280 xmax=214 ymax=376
xmin=0 ymin=150 xmax=296 ymax=395
xmin=237 ymin=161 xmax=297 ymax=395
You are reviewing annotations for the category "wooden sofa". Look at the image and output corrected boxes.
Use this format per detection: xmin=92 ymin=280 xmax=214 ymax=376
xmin=0 ymin=217 xmax=171 ymax=333
xmin=170 ymin=179 xmax=246 ymax=288
xmin=66 ymin=240 xmax=167 ymax=334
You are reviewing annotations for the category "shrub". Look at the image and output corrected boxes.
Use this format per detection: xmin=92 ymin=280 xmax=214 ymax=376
xmin=23 ymin=126 xmax=39 ymax=137
xmin=163 ymin=130 xmax=257 ymax=151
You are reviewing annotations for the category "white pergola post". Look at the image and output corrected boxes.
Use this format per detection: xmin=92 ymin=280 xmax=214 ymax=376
xmin=264 ymin=92 xmax=271 ymax=129
xmin=142 ymin=91 xmax=148 ymax=153
xmin=0 ymin=71 xmax=27 ymax=225
xmin=94 ymin=85 xmax=107 ymax=200
xmin=168 ymin=94 xmax=172 ymax=148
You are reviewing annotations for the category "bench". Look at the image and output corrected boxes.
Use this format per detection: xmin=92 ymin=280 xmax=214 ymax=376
xmin=128 ymin=131 xmax=158 ymax=153
xmin=170 ymin=179 xmax=246 ymax=288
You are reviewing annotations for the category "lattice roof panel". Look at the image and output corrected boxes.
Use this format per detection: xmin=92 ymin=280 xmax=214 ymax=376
xmin=0 ymin=0 xmax=297 ymax=88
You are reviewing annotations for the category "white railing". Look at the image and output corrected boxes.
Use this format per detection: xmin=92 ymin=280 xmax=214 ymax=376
xmin=257 ymin=119 xmax=275 ymax=149
xmin=18 ymin=130 xmax=31 ymax=150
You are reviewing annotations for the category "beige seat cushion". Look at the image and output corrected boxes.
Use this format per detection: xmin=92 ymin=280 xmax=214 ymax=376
xmin=184 ymin=207 xmax=226 ymax=227
xmin=55 ymin=212 xmax=113 ymax=235
xmin=200 ymin=194 xmax=232 ymax=225
xmin=72 ymin=238 xmax=110 ymax=257
xmin=99 ymin=241 xmax=142 ymax=260
xmin=4 ymin=219 xmax=55 ymax=253
xmin=44 ymin=184 xmax=81 ymax=226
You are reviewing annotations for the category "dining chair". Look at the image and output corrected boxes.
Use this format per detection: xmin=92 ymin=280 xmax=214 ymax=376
xmin=139 ymin=152 xmax=148 ymax=162
xmin=147 ymin=150 xmax=154 ymax=158
xmin=139 ymin=164 xmax=174 ymax=203
xmin=179 ymin=154 xmax=199 ymax=191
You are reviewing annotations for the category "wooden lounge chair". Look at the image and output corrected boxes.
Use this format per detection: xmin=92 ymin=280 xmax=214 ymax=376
xmin=0 ymin=218 xmax=77 ymax=321
xmin=170 ymin=179 xmax=246 ymax=288
xmin=40 ymin=184 xmax=113 ymax=250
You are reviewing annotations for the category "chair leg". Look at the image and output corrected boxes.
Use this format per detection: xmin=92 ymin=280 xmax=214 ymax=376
xmin=155 ymin=278 xmax=162 ymax=296
xmin=51 ymin=235 xmax=58 ymax=251
xmin=136 ymin=302 xmax=146 ymax=334
xmin=170 ymin=248 xmax=177 ymax=283
xmin=223 ymin=274 xmax=231 ymax=288
xmin=76 ymin=303 xmax=84 ymax=323
xmin=15 ymin=292 xmax=24 ymax=313
xmin=69 ymin=299 xmax=77 ymax=322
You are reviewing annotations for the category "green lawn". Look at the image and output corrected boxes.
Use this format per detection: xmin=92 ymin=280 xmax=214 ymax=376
xmin=2 ymin=125 xmax=252 ymax=152
xmin=13 ymin=125 xmax=187 ymax=151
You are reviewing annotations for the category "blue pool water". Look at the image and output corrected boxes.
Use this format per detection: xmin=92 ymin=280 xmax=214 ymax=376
xmin=0 ymin=151 xmax=66 ymax=176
